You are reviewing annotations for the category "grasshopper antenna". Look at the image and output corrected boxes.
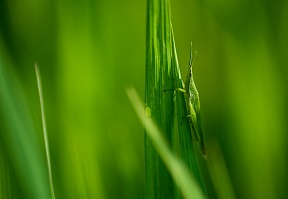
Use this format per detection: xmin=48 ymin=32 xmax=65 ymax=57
xmin=189 ymin=43 xmax=198 ymax=81
xmin=189 ymin=42 xmax=193 ymax=66
xmin=189 ymin=42 xmax=197 ymax=67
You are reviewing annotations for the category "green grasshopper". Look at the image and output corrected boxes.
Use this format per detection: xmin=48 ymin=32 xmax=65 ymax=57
xmin=165 ymin=43 xmax=206 ymax=157
xmin=183 ymin=44 xmax=206 ymax=157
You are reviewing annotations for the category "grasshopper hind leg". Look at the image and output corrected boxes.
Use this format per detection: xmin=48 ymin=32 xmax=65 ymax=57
xmin=180 ymin=114 xmax=200 ymax=142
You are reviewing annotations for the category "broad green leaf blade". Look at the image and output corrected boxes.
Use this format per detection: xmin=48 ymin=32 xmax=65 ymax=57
xmin=127 ymin=87 xmax=206 ymax=199
xmin=0 ymin=151 xmax=11 ymax=199
xmin=145 ymin=0 xmax=175 ymax=198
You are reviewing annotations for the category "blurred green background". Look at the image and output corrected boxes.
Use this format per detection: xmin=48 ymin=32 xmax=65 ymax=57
xmin=0 ymin=0 xmax=287 ymax=198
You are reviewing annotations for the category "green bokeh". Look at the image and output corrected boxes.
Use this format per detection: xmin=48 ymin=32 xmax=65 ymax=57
xmin=0 ymin=0 xmax=287 ymax=198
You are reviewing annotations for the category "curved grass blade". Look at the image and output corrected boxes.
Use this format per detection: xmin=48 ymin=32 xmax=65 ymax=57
xmin=127 ymin=87 xmax=206 ymax=199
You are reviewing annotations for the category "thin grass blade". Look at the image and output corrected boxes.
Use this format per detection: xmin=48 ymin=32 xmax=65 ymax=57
xmin=35 ymin=64 xmax=56 ymax=199
xmin=0 ymin=55 xmax=50 ymax=198
xmin=207 ymin=142 xmax=236 ymax=199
